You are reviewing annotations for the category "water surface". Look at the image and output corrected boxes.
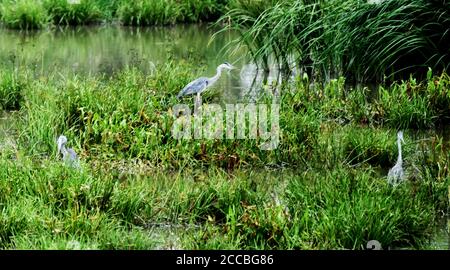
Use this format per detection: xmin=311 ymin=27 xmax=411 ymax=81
xmin=0 ymin=25 xmax=284 ymax=103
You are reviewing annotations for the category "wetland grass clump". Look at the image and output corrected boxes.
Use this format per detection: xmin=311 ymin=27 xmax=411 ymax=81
xmin=185 ymin=165 xmax=448 ymax=249
xmin=43 ymin=0 xmax=103 ymax=25
xmin=221 ymin=0 xmax=450 ymax=83
xmin=116 ymin=0 xmax=181 ymax=26
xmin=0 ymin=0 xmax=49 ymax=30
xmin=2 ymin=62 xmax=449 ymax=249
xmin=116 ymin=0 xmax=224 ymax=26
xmin=13 ymin=63 xmax=450 ymax=167
xmin=0 ymin=0 xmax=234 ymax=28
xmin=0 ymin=70 xmax=26 ymax=110
xmin=0 ymin=157 xmax=160 ymax=249
xmin=283 ymin=167 xmax=437 ymax=249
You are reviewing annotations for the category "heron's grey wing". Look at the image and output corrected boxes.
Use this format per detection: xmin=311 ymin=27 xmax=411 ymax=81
xmin=66 ymin=148 xmax=81 ymax=169
xmin=177 ymin=77 xmax=208 ymax=98
xmin=65 ymin=148 xmax=78 ymax=162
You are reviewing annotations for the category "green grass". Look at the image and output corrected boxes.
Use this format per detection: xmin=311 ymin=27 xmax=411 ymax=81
xmin=0 ymin=156 xmax=447 ymax=249
xmin=43 ymin=0 xmax=102 ymax=25
xmin=0 ymin=62 xmax=449 ymax=249
xmin=116 ymin=0 xmax=224 ymax=26
xmin=219 ymin=0 xmax=450 ymax=83
xmin=0 ymin=0 xmax=49 ymax=30
xmin=0 ymin=69 xmax=25 ymax=110
xmin=0 ymin=0 xmax=241 ymax=29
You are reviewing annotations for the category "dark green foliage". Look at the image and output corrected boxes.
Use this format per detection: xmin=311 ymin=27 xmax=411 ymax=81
xmin=0 ymin=70 xmax=24 ymax=110
xmin=220 ymin=0 xmax=450 ymax=83
xmin=1 ymin=63 xmax=449 ymax=249
xmin=0 ymin=0 xmax=49 ymax=30
xmin=44 ymin=0 xmax=102 ymax=25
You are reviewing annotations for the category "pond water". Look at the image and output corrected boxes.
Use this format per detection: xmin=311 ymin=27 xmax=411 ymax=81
xmin=0 ymin=24 xmax=448 ymax=250
xmin=0 ymin=25 xmax=284 ymax=104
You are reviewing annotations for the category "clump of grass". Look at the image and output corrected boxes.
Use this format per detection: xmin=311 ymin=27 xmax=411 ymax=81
xmin=374 ymin=72 xmax=450 ymax=129
xmin=0 ymin=70 xmax=26 ymax=110
xmin=116 ymin=0 xmax=225 ymax=26
xmin=44 ymin=0 xmax=102 ymax=25
xmin=3 ymin=60 xmax=450 ymax=249
xmin=0 ymin=0 xmax=49 ymax=30
xmin=116 ymin=0 xmax=182 ymax=26
xmin=220 ymin=0 xmax=450 ymax=83
xmin=329 ymin=0 xmax=450 ymax=82
xmin=18 ymin=78 xmax=66 ymax=156
xmin=342 ymin=127 xmax=396 ymax=168
xmin=376 ymin=79 xmax=434 ymax=129
xmin=185 ymin=165 xmax=448 ymax=249
xmin=93 ymin=0 xmax=122 ymax=21
xmin=179 ymin=0 xmax=223 ymax=23
xmin=0 ymin=0 xmax=237 ymax=28
xmin=284 ymin=166 xmax=436 ymax=249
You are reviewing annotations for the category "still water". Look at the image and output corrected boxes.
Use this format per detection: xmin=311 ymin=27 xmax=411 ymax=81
xmin=0 ymin=24 xmax=283 ymax=103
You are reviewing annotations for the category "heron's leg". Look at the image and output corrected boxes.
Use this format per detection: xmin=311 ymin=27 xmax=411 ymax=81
xmin=194 ymin=92 xmax=202 ymax=116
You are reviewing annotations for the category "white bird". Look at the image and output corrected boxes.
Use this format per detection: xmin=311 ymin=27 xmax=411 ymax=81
xmin=57 ymin=135 xmax=79 ymax=168
xmin=177 ymin=62 xmax=235 ymax=109
xmin=387 ymin=131 xmax=405 ymax=186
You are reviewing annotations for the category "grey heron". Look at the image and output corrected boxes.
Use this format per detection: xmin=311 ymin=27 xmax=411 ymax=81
xmin=177 ymin=62 xmax=236 ymax=109
xmin=57 ymin=135 xmax=79 ymax=168
xmin=387 ymin=131 xmax=405 ymax=185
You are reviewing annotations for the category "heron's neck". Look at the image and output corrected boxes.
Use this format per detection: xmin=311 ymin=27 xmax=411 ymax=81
xmin=60 ymin=144 xmax=68 ymax=156
xmin=209 ymin=67 xmax=223 ymax=85
xmin=396 ymin=138 xmax=402 ymax=165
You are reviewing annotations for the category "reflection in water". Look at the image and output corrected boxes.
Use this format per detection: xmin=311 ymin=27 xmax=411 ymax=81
xmin=0 ymin=25 xmax=295 ymax=104
xmin=238 ymin=63 xmax=282 ymax=101
xmin=0 ymin=25 xmax=235 ymax=74
xmin=419 ymin=216 xmax=449 ymax=250
xmin=0 ymin=25 xmax=262 ymax=102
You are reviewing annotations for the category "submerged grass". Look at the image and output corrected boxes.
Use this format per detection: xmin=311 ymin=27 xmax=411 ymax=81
xmin=0 ymin=61 xmax=449 ymax=249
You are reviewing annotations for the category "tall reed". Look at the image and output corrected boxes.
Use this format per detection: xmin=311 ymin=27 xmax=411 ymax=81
xmin=219 ymin=0 xmax=450 ymax=83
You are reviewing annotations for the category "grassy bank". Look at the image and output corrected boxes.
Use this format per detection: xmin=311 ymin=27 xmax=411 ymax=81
xmin=0 ymin=61 xmax=449 ymax=249
xmin=0 ymin=0 xmax=230 ymax=29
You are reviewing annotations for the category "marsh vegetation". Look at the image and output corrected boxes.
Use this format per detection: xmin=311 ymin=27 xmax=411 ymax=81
xmin=0 ymin=0 xmax=449 ymax=250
